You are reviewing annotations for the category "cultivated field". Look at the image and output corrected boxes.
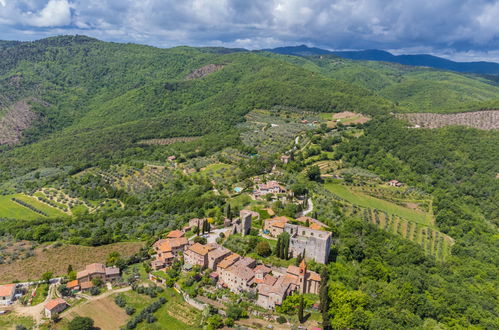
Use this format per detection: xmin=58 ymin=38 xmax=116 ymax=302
xmin=399 ymin=110 xmax=499 ymax=130
xmin=137 ymin=136 xmax=200 ymax=145
xmin=0 ymin=194 xmax=66 ymax=220
xmin=0 ymin=242 xmax=144 ymax=283
xmin=325 ymin=183 xmax=430 ymax=225
xmin=321 ymin=111 xmax=370 ymax=128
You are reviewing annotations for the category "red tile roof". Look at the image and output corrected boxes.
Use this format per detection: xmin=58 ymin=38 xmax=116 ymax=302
xmin=0 ymin=283 xmax=15 ymax=297
xmin=45 ymin=298 xmax=66 ymax=311
xmin=66 ymin=280 xmax=79 ymax=289
xmin=166 ymin=230 xmax=185 ymax=238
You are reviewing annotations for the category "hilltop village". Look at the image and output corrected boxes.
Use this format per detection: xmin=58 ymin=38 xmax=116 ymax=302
xmin=150 ymin=206 xmax=331 ymax=310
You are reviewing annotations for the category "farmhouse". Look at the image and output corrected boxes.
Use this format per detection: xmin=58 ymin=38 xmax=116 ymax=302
xmin=44 ymin=298 xmax=67 ymax=318
xmin=263 ymin=216 xmax=291 ymax=237
xmin=152 ymin=236 xmax=188 ymax=270
xmin=253 ymin=180 xmax=286 ymax=199
xmin=0 ymin=283 xmax=16 ymax=305
xmin=388 ymin=180 xmax=402 ymax=187
xmin=66 ymin=280 xmax=80 ymax=291
xmin=76 ymin=263 xmax=120 ymax=283
xmin=284 ymin=223 xmax=332 ymax=264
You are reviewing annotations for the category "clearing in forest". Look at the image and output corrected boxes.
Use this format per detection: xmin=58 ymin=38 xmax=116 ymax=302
xmin=321 ymin=111 xmax=370 ymax=128
xmin=62 ymin=296 xmax=129 ymax=330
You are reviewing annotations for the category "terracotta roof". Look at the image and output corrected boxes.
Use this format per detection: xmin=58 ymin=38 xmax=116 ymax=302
xmin=159 ymin=252 xmax=174 ymax=260
xmin=217 ymin=253 xmax=240 ymax=270
xmin=286 ymin=265 xmax=301 ymax=276
xmin=309 ymin=272 xmax=321 ymax=281
xmin=167 ymin=230 xmax=185 ymax=238
xmin=66 ymin=280 xmax=79 ymax=289
xmin=86 ymin=263 xmax=106 ymax=274
xmin=188 ymin=243 xmax=213 ymax=256
xmin=273 ymin=216 xmax=291 ymax=222
xmin=45 ymin=298 xmax=66 ymax=311
xmin=76 ymin=270 xmax=88 ymax=279
xmin=254 ymin=265 xmax=271 ymax=274
xmin=80 ymin=282 xmax=94 ymax=290
xmin=0 ymin=284 xmax=15 ymax=297
xmin=208 ymin=247 xmax=231 ymax=260
xmin=226 ymin=263 xmax=255 ymax=282
xmin=169 ymin=237 xmax=188 ymax=248
xmin=309 ymin=223 xmax=323 ymax=230
xmin=105 ymin=267 xmax=120 ymax=276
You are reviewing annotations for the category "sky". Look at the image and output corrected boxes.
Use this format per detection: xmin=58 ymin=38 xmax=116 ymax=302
xmin=0 ymin=0 xmax=498 ymax=62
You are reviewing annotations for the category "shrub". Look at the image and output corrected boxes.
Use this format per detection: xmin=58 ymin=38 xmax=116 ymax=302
xmin=277 ymin=315 xmax=287 ymax=324
xmin=126 ymin=306 xmax=136 ymax=315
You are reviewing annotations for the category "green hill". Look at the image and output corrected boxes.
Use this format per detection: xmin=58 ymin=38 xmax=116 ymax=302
xmin=260 ymin=53 xmax=499 ymax=112
xmin=0 ymin=36 xmax=395 ymax=175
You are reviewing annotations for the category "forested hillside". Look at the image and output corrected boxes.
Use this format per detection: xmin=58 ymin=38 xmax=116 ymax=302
xmin=261 ymin=53 xmax=499 ymax=112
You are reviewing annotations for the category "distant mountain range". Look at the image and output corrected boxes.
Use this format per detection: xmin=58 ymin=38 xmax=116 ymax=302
xmin=263 ymin=45 xmax=499 ymax=75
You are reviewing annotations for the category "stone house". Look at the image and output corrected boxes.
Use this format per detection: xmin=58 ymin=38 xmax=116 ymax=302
xmin=207 ymin=246 xmax=232 ymax=270
xmin=216 ymin=253 xmax=241 ymax=272
xmin=44 ymin=298 xmax=67 ymax=318
xmin=219 ymin=259 xmax=256 ymax=293
xmin=263 ymin=216 xmax=291 ymax=237
xmin=253 ymin=181 xmax=286 ymax=199
xmin=184 ymin=243 xmax=216 ymax=268
xmin=166 ymin=230 xmax=185 ymax=239
xmin=233 ymin=210 xmax=253 ymax=236
xmin=76 ymin=263 xmax=120 ymax=283
xmin=0 ymin=284 xmax=16 ymax=305
xmin=388 ymin=180 xmax=402 ymax=187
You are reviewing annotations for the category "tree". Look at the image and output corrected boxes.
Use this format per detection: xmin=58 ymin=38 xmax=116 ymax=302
xmin=41 ymin=271 xmax=53 ymax=283
xmin=320 ymin=267 xmax=331 ymax=330
xmin=298 ymin=295 xmax=305 ymax=323
xmin=282 ymin=232 xmax=290 ymax=260
xmin=91 ymin=277 xmax=103 ymax=287
xmin=307 ymin=165 xmax=322 ymax=182
xmin=67 ymin=264 xmax=73 ymax=274
xmin=227 ymin=304 xmax=245 ymax=320
xmin=256 ymin=241 xmax=272 ymax=257
xmin=68 ymin=316 xmax=94 ymax=330
xmin=193 ymin=236 xmax=207 ymax=244
xmin=226 ymin=203 xmax=232 ymax=220
xmin=275 ymin=236 xmax=281 ymax=256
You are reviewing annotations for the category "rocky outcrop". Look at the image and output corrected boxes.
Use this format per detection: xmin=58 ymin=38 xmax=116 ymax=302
xmin=399 ymin=110 xmax=499 ymax=130
xmin=186 ymin=64 xmax=225 ymax=80
xmin=0 ymin=99 xmax=38 ymax=146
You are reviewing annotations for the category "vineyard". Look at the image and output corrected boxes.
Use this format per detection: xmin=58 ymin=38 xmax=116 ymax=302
xmin=323 ymin=183 xmax=453 ymax=261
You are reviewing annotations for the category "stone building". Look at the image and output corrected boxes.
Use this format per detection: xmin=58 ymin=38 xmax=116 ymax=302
xmin=76 ymin=263 xmax=120 ymax=283
xmin=44 ymin=298 xmax=67 ymax=318
xmin=184 ymin=243 xmax=216 ymax=269
xmin=233 ymin=210 xmax=253 ymax=236
xmin=284 ymin=223 xmax=332 ymax=264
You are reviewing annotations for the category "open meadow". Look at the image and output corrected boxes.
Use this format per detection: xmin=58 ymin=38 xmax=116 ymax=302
xmin=0 ymin=194 xmax=66 ymax=220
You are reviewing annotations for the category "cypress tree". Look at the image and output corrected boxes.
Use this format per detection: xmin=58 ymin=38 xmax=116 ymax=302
xmin=226 ymin=204 xmax=231 ymax=220
xmin=283 ymin=233 xmax=289 ymax=260
xmin=320 ymin=267 xmax=330 ymax=330
xmin=298 ymin=295 xmax=305 ymax=323
xmin=275 ymin=237 xmax=282 ymax=257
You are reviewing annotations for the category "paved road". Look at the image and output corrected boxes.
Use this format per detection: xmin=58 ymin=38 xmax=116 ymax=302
xmin=299 ymin=198 xmax=314 ymax=217
xmin=188 ymin=226 xmax=232 ymax=244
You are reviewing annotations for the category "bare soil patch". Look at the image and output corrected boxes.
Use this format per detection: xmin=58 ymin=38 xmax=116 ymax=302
xmin=0 ymin=242 xmax=144 ymax=283
xmin=0 ymin=99 xmax=38 ymax=146
xmin=399 ymin=110 xmax=499 ymax=130
xmin=186 ymin=64 xmax=225 ymax=80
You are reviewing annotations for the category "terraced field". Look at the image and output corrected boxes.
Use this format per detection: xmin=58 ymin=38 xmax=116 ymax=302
xmin=325 ymin=183 xmax=453 ymax=260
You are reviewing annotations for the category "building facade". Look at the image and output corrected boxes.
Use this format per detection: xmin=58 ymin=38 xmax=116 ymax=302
xmin=284 ymin=223 xmax=332 ymax=264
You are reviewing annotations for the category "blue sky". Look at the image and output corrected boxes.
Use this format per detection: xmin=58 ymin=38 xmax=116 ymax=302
xmin=1 ymin=0 xmax=498 ymax=62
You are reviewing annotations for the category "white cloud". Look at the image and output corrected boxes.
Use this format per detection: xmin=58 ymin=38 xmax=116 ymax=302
xmin=23 ymin=0 xmax=72 ymax=27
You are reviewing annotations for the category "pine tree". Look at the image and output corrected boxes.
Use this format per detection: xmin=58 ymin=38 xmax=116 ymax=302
xmin=298 ymin=295 xmax=305 ymax=323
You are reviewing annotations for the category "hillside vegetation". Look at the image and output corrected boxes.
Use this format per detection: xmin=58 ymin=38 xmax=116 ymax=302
xmin=262 ymin=53 xmax=499 ymax=112
xmin=399 ymin=110 xmax=499 ymax=129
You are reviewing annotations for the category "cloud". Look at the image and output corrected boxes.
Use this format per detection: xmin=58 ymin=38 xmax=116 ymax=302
xmin=0 ymin=0 xmax=498 ymax=61
xmin=24 ymin=0 xmax=72 ymax=27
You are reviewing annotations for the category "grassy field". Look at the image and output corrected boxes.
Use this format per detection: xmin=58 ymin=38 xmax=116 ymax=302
xmin=325 ymin=183 xmax=431 ymax=226
xmin=0 ymin=194 xmax=66 ymax=220
xmin=0 ymin=314 xmax=35 ymax=330
xmin=0 ymin=242 xmax=144 ymax=284
xmin=115 ymin=288 xmax=201 ymax=329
